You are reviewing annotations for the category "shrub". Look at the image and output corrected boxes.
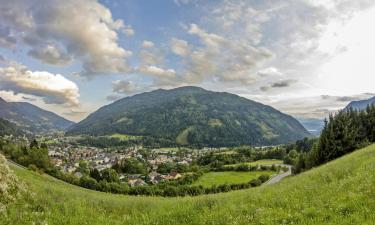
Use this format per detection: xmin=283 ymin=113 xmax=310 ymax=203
xmin=258 ymin=174 xmax=270 ymax=183
xmin=0 ymin=154 xmax=27 ymax=213
xmin=249 ymin=179 xmax=262 ymax=187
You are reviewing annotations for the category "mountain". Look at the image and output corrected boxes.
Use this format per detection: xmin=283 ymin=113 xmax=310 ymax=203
xmin=68 ymin=86 xmax=310 ymax=146
xmin=0 ymin=98 xmax=74 ymax=133
xmin=345 ymin=96 xmax=375 ymax=111
xmin=297 ymin=118 xmax=324 ymax=136
xmin=0 ymin=117 xmax=22 ymax=136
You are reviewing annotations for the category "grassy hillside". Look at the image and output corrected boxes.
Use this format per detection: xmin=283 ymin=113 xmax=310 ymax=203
xmin=3 ymin=144 xmax=375 ymax=225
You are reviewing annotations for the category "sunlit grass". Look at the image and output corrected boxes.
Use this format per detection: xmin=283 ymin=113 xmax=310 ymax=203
xmin=3 ymin=144 xmax=375 ymax=224
xmin=191 ymin=171 xmax=275 ymax=187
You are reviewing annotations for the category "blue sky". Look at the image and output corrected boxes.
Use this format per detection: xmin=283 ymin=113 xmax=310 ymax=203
xmin=0 ymin=0 xmax=375 ymax=121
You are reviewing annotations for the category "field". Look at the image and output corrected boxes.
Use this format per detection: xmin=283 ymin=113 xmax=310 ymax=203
xmin=191 ymin=171 xmax=275 ymax=187
xmin=225 ymin=159 xmax=284 ymax=167
xmin=106 ymin=133 xmax=141 ymax=140
xmin=3 ymin=144 xmax=375 ymax=224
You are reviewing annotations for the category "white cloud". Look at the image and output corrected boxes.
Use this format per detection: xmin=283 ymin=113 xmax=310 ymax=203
xmin=141 ymin=40 xmax=155 ymax=49
xmin=137 ymin=66 xmax=176 ymax=79
xmin=123 ymin=26 xmax=135 ymax=36
xmin=171 ymin=38 xmax=190 ymax=57
xmin=0 ymin=0 xmax=132 ymax=76
xmin=0 ymin=63 xmax=79 ymax=106
xmin=112 ymin=80 xmax=136 ymax=94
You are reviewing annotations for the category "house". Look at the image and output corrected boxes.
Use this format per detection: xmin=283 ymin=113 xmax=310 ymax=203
xmin=148 ymin=171 xmax=163 ymax=184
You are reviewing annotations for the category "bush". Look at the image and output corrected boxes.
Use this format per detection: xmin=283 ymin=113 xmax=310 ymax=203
xmin=258 ymin=174 xmax=270 ymax=183
xmin=79 ymin=176 xmax=98 ymax=190
xmin=0 ymin=154 xmax=27 ymax=213
xmin=249 ymin=179 xmax=262 ymax=187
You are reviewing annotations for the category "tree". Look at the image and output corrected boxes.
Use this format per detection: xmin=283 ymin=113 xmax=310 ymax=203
xmin=80 ymin=176 xmax=98 ymax=189
xmin=101 ymin=168 xmax=120 ymax=183
xmin=90 ymin=168 xmax=101 ymax=182
xmin=29 ymin=139 xmax=39 ymax=149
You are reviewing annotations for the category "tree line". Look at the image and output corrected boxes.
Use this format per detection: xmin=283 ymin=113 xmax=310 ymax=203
xmin=294 ymin=106 xmax=375 ymax=173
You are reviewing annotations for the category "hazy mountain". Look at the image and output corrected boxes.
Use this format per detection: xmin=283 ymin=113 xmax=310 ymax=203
xmin=345 ymin=96 xmax=375 ymax=111
xmin=0 ymin=98 xmax=74 ymax=133
xmin=68 ymin=86 xmax=310 ymax=146
xmin=297 ymin=118 xmax=325 ymax=136
xmin=0 ymin=117 xmax=23 ymax=136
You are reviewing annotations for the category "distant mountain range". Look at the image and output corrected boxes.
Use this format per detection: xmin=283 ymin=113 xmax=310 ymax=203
xmin=68 ymin=86 xmax=310 ymax=146
xmin=297 ymin=118 xmax=324 ymax=136
xmin=0 ymin=98 xmax=74 ymax=133
xmin=345 ymin=96 xmax=375 ymax=111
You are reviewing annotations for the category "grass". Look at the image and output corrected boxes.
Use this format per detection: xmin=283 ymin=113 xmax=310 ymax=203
xmin=176 ymin=126 xmax=193 ymax=145
xmin=225 ymin=159 xmax=284 ymax=167
xmin=3 ymin=144 xmax=375 ymax=224
xmin=191 ymin=171 xmax=275 ymax=187
xmin=106 ymin=133 xmax=141 ymax=140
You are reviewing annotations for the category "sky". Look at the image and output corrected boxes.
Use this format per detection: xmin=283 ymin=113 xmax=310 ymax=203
xmin=0 ymin=0 xmax=374 ymax=122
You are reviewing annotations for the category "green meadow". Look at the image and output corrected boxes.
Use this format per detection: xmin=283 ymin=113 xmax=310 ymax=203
xmin=191 ymin=171 xmax=275 ymax=187
xmin=2 ymin=144 xmax=375 ymax=225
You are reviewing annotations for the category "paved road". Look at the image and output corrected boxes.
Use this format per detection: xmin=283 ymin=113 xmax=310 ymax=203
xmin=265 ymin=165 xmax=292 ymax=185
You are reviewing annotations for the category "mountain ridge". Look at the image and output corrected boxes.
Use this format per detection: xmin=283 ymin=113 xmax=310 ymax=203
xmin=68 ymin=86 xmax=310 ymax=146
xmin=345 ymin=96 xmax=375 ymax=111
xmin=0 ymin=98 xmax=74 ymax=133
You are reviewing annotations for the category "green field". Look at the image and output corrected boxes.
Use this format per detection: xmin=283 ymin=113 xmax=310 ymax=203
xmin=225 ymin=159 xmax=284 ymax=167
xmin=191 ymin=171 xmax=275 ymax=187
xmin=106 ymin=133 xmax=141 ymax=140
xmin=3 ymin=144 xmax=375 ymax=224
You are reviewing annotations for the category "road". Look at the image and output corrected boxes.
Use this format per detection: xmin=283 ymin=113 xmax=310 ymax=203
xmin=265 ymin=165 xmax=292 ymax=185
xmin=7 ymin=159 xmax=28 ymax=169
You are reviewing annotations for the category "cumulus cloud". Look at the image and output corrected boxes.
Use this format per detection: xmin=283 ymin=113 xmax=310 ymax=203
xmin=0 ymin=0 xmax=132 ymax=76
xmin=171 ymin=38 xmax=190 ymax=57
xmin=137 ymin=66 xmax=176 ymax=79
xmin=0 ymin=63 xmax=79 ymax=106
xmin=174 ymin=23 xmax=273 ymax=85
xmin=141 ymin=40 xmax=155 ymax=49
xmin=28 ymin=44 xmax=71 ymax=65
xmin=112 ymin=80 xmax=136 ymax=94
xmin=107 ymin=79 xmax=143 ymax=101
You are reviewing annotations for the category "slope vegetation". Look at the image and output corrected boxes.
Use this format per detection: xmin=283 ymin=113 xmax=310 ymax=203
xmin=68 ymin=86 xmax=310 ymax=146
xmin=4 ymin=144 xmax=375 ymax=224
xmin=0 ymin=98 xmax=74 ymax=133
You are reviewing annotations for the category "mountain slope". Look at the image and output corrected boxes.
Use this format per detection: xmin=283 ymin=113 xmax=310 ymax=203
xmin=0 ymin=117 xmax=22 ymax=136
xmin=0 ymin=98 xmax=74 ymax=133
xmin=5 ymin=144 xmax=375 ymax=224
xmin=68 ymin=86 xmax=310 ymax=146
xmin=345 ymin=96 xmax=375 ymax=111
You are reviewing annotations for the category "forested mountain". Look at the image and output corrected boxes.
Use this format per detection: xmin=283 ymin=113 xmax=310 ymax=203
xmin=0 ymin=117 xmax=22 ymax=136
xmin=345 ymin=96 xmax=375 ymax=111
xmin=0 ymin=98 xmax=74 ymax=133
xmin=68 ymin=86 xmax=310 ymax=146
